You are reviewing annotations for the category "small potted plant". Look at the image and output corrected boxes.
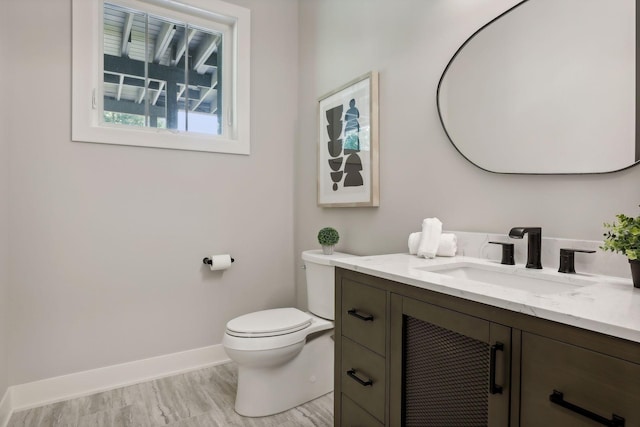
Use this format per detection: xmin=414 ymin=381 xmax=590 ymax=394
xmin=601 ymin=212 xmax=640 ymax=288
xmin=318 ymin=227 xmax=340 ymax=255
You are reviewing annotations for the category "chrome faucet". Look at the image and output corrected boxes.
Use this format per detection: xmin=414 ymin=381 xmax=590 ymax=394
xmin=508 ymin=227 xmax=542 ymax=269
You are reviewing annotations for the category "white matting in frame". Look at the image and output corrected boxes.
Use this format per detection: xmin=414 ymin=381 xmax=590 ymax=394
xmin=317 ymin=72 xmax=379 ymax=207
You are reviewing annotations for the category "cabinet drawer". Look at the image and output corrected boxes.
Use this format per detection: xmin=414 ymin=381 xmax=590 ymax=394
xmin=342 ymin=395 xmax=384 ymax=427
xmin=521 ymin=332 xmax=640 ymax=427
xmin=342 ymin=337 xmax=386 ymax=422
xmin=342 ymin=279 xmax=386 ymax=355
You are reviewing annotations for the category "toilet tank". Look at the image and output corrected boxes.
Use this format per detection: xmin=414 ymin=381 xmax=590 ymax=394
xmin=302 ymin=250 xmax=355 ymax=320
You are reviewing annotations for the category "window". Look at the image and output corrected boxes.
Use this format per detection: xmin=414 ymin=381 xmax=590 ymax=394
xmin=72 ymin=0 xmax=250 ymax=154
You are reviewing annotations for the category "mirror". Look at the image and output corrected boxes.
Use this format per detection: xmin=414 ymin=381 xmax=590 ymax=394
xmin=437 ymin=0 xmax=638 ymax=174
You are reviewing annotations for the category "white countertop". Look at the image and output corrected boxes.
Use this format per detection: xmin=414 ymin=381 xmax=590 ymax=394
xmin=332 ymin=254 xmax=640 ymax=344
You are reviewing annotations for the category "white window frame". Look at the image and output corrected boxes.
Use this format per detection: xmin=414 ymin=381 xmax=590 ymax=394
xmin=72 ymin=0 xmax=250 ymax=155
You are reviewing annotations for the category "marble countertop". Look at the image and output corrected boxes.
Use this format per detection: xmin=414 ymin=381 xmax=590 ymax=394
xmin=332 ymin=254 xmax=640 ymax=344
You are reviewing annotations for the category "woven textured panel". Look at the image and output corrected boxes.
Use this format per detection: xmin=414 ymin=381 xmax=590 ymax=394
xmin=404 ymin=316 xmax=489 ymax=427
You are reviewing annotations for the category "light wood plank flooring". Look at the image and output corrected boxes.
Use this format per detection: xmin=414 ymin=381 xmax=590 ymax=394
xmin=8 ymin=363 xmax=333 ymax=427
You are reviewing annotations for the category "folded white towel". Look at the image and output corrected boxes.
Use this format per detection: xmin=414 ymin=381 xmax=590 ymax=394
xmin=437 ymin=233 xmax=457 ymax=257
xmin=417 ymin=218 xmax=442 ymax=259
xmin=409 ymin=232 xmax=457 ymax=256
xmin=408 ymin=232 xmax=421 ymax=255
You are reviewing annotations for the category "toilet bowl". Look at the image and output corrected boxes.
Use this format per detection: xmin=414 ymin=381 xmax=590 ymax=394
xmin=222 ymin=250 xmax=354 ymax=417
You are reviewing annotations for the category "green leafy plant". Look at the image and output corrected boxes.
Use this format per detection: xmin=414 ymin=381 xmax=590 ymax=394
xmin=317 ymin=227 xmax=340 ymax=246
xmin=601 ymin=213 xmax=640 ymax=260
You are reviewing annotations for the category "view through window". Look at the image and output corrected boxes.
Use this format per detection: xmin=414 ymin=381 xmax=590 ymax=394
xmin=103 ymin=2 xmax=222 ymax=135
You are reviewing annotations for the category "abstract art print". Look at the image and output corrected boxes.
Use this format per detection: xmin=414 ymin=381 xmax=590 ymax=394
xmin=317 ymin=72 xmax=379 ymax=207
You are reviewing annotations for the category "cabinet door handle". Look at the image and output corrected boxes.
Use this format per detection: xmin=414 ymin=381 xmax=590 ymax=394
xmin=489 ymin=342 xmax=504 ymax=394
xmin=347 ymin=369 xmax=373 ymax=387
xmin=347 ymin=308 xmax=374 ymax=322
xmin=549 ymin=390 xmax=625 ymax=426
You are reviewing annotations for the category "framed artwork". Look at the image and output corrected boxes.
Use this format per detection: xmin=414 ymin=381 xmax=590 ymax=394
xmin=317 ymin=71 xmax=379 ymax=207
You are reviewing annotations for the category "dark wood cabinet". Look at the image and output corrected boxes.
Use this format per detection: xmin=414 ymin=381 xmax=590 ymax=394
xmin=336 ymin=278 xmax=389 ymax=426
xmin=341 ymin=278 xmax=387 ymax=356
xmin=335 ymin=267 xmax=640 ymax=427
xmin=342 ymin=395 xmax=384 ymax=427
xmin=520 ymin=332 xmax=640 ymax=426
xmin=341 ymin=337 xmax=386 ymax=422
xmin=390 ymin=297 xmax=511 ymax=427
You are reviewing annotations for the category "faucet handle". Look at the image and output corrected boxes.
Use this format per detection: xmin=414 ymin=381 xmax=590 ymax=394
xmin=489 ymin=241 xmax=515 ymax=265
xmin=558 ymin=248 xmax=596 ymax=274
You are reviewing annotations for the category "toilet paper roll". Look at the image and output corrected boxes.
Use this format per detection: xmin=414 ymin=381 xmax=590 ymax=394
xmin=208 ymin=254 xmax=233 ymax=271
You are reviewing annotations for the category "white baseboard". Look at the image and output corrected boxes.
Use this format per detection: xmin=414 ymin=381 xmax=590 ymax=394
xmin=0 ymin=387 xmax=11 ymax=427
xmin=9 ymin=344 xmax=230 ymax=414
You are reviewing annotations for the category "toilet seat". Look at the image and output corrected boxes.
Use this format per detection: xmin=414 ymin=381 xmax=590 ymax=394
xmin=226 ymin=308 xmax=313 ymax=338
xmin=223 ymin=309 xmax=333 ymax=352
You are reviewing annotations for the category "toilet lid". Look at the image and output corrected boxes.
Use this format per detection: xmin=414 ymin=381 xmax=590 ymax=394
xmin=226 ymin=308 xmax=313 ymax=337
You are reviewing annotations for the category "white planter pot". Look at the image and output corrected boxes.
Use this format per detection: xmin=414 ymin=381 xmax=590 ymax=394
xmin=322 ymin=245 xmax=334 ymax=255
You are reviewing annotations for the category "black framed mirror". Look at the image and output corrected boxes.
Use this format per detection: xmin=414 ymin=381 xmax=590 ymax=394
xmin=437 ymin=0 xmax=638 ymax=174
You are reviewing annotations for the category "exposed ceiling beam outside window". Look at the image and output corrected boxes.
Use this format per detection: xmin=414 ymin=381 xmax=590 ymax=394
xmin=154 ymin=23 xmax=176 ymax=63
xmin=116 ymin=74 xmax=125 ymax=100
xmin=193 ymin=34 xmax=219 ymax=71
xmin=120 ymin=12 xmax=134 ymax=57
xmin=173 ymin=28 xmax=196 ymax=66
xmin=152 ymin=81 xmax=165 ymax=105
xmin=136 ymin=87 xmax=146 ymax=104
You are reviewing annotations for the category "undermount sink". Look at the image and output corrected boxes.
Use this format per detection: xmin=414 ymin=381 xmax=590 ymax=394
xmin=416 ymin=262 xmax=593 ymax=295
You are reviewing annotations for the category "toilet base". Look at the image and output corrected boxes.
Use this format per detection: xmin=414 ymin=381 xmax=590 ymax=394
xmin=234 ymin=330 xmax=334 ymax=417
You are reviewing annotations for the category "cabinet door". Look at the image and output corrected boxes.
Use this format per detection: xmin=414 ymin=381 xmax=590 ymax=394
xmin=390 ymin=297 xmax=511 ymax=427
xmin=521 ymin=332 xmax=640 ymax=426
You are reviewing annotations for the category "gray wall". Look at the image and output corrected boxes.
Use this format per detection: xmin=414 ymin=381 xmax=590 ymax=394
xmin=0 ymin=0 xmax=9 ymax=399
xmin=5 ymin=0 xmax=298 ymax=385
xmin=295 ymin=0 xmax=640 ymax=307
xmin=3 ymin=0 xmax=640 ymax=389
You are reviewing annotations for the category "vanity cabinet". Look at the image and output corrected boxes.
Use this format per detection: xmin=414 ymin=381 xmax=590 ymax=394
xmin=334 ymin=268 xmax=640 ymax=427
xmin=341 ymin=278 xmax=386 ymax=355
xmin=341 ymin=395 xmax=384 ymax=427
xmin=394 ymin=297 xmax=511 ymax=426
xmin=338 ymin=278 xmax=388 ymax=425
xmin=520 ymin=333 xmax=640 ymax=426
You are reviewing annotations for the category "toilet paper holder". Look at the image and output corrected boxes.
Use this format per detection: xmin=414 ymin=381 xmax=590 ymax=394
xmin=203 ymin=256 xmax=235 ymax=265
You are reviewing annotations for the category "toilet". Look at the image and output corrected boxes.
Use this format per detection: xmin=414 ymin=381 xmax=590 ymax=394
xmin=222 ymin=249 xmax=354 ymax=417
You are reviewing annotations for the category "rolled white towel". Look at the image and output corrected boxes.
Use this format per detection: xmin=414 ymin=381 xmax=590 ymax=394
xmin=417 ymin=218 xmax=442 ymax=259
xmin=408 ymin=232 xmax=457 ymax=256
xmin=437 ymin=233 xmax=457 ymax=257
xmin=408 ymin=232 xmax=421 ymax=255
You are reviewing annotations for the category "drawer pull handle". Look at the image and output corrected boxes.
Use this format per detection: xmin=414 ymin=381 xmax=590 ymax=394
xmin=549 ymin=390 xmax=625 ymax=427
xmin=347 ymin=309 xmax=374 ymax=322
xmin=347 ymin=369 xmax=373 ymax=387
xmin=489 ymin=342 xmax=504 ymax=394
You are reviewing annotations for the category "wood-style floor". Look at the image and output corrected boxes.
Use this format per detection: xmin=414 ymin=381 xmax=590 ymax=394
xmin=8 ymin=363 xmax=333 ymax=427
